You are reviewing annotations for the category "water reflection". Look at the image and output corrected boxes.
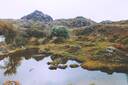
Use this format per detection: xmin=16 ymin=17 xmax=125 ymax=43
xmin=2 ymin=56 xmax=22 ymax=75
xmin=0 ymin=54 xmax=46 ymax=75
xmin=0 ymin=56 xmax=127 ymax=85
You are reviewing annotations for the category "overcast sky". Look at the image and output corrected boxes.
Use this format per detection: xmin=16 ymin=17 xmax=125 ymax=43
xmin=0 ymin=0 xmax=128 ymax=22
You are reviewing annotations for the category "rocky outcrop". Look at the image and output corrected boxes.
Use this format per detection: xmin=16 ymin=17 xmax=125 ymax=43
xmin=50 ymin=16 xmax=96 ymax=28
xmin=21 ymin=10 xmax=53 ymax=23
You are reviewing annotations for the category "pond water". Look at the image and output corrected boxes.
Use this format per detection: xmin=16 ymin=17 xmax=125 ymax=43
xmin=0 ymin=35 xmax=5 ymax=42
xmin=0 ymin=56 xmax=127 ymax=85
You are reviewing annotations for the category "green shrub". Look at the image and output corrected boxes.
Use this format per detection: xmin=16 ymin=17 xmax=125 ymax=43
xmin=51 ymin=26 xmax=69 ymax=39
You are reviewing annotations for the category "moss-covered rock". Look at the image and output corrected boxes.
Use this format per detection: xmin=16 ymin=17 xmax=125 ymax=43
xmin=69 ymin=64 xmax=79 ymax=68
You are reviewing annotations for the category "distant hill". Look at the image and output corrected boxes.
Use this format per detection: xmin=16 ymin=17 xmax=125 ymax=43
xmin=112 ymin=20 xmax=128 ymax=25
xmin=50 ymin=16 xmax=96 ymax=28
xmin=20 ymin=10 xmax=96 ymax=28
xmin=21 ymin=10 xmax=53 ymax=23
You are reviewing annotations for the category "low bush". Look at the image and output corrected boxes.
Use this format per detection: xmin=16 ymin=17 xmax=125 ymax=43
xmin=51 ymin=26 xmax=69 ymax=39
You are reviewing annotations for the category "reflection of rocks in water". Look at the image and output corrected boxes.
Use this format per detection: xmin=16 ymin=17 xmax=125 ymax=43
xmin=3 ymin=56 xmax=22 ymax=75
xmin=0 ymin=47 xmax=44 ymax=75
xmin=49 ymin=65 xmax=57 ymax=70
xmin=58 ymin=64 xmax=67 ymax=69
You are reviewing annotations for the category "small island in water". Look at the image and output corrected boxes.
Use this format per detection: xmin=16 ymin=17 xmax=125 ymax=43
xmin=0 ymin=10 xmax=128 ymax=85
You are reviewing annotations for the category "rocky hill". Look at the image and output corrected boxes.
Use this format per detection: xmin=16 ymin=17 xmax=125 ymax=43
xmin=20 ymin=10 xmax=96 ymax=28
xmin=50 ymin=16 xmax=96 ymax=28
xmin=21 ymin=10 xmax=53 ymax=23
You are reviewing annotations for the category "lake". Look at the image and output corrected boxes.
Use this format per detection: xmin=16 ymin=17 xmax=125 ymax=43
xmin=0 ymin=56 xmax=127 ymax=85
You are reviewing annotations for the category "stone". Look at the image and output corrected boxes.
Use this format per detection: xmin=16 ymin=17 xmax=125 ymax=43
xmin=69 ymin=64 xmax=79 ymax=68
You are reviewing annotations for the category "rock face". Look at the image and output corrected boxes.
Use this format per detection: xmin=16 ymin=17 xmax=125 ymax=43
xmin=21 ymin=10 xmax=53 ymax=23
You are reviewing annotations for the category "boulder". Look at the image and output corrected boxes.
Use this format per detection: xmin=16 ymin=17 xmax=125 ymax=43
xmin=69 ymin=64 xmax=79 ymax=68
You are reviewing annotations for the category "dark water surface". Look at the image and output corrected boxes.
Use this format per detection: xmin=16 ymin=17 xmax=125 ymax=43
xmin=0 ymin=57 xmax=127 ymax=85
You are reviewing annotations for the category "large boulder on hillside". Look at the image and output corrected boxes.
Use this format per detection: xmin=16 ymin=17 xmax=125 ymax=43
xmin=21 ymin=10 xmax=53 ymax=23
